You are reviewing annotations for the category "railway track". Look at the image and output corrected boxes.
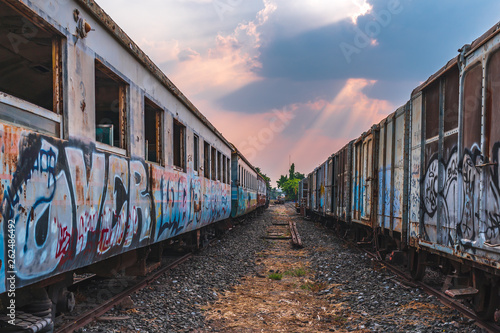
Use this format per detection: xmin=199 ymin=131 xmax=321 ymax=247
xmin=342 ymin=238 xmax=500 ymax=333
xmin=55 ymin=253 xmax=192 ymax=333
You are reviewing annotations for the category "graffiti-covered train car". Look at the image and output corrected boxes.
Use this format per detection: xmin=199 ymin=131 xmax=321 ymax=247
xmin=0 ymin=0 xmax=266 ymax=327
xmin=302 ymin=22 xmax=500 ymax=319
xmin=230 ymin=147 xmax=265 ymax=218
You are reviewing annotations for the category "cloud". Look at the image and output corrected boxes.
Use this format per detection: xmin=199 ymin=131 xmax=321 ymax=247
xmin=217 ymin=78 xmax=347 ymax=113
xmin=265 ymin=0 xmax=372 ymax=37
xmin=163 ymin=0 xmax=277 ymax=99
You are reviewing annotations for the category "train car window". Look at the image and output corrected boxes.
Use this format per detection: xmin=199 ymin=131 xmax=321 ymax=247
xmin=222 ymin=155 xmax=226 ymax=183
xmin=226 ymin=158 xmax=230 ymax=184
xmin=463 ymin=64 xmax=483 ymax=150
xmin=0 ymin=1 xmax=63 ymax=136
xmin=217 ymin=151 xmax=222 ymax=181
xmin=425 ymin=81 xmax=440 ymax=140
xmin=193 ymin=134 xmax=199 ymax=172
xmin=144 ymin=98 xmax=162 ymax=164
xmin=211 ymin=147 xmax=217 ymax=181
xmin=173 ymin=119 xmax=186 ymax=171
xmin=444 ymin=66 xmax=459 ymax=132
xmin=204 ymin=141 xmax=210 ymax=178
xmin=95 ymin=60 xmax=128 ymax=149
xmin=486 ymin=50 xmax=500 ymax=158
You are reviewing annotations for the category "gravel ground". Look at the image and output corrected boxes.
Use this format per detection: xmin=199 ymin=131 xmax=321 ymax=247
xmin=79 ymin=211 xmax=269 ymax=333
xmin=295 ymin=208 xmax=487 ymax=333
xmin=72 ymin=204 xmax=489 ymax=333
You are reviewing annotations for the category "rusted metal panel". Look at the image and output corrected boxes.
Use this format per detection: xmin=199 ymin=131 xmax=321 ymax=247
xmin=393 ymin=110 xmax=405 ymax=233
xmin=326 ymin=157 xmax=333 ymax=215
xmin=409 ymin=93 xmax=422 ymax=240
xmin=351 ymin=131 xmax=375 ymax=228
xmin=377 ymin=122 xmax=386 ymax=229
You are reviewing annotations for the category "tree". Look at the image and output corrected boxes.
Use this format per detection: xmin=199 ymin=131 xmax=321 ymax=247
xmin=255 ymin=167 xmax=271 ymax=188
xmin=294 ymin=172 xmax=305 ymax=180
xmin=282 ymin=178 xmax=300 ymax=201
xmin=289 ymin=163 xmax=296 ymax=180
xmin=276 ymin=175 xmax=288 ymax=189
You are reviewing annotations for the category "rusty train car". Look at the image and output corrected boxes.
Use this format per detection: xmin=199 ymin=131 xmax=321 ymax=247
xmin=0 ymin=0 xmax=267 ymax=330
xmin=300 ymin=22 xmax=500 ymax=319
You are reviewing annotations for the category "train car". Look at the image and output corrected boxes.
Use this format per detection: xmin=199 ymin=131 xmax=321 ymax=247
xmin=300 ymin=19 xmax=500 ymax=321
xmin=0 ymin=0 xmax=266 ymax=327
xmin=375 ymin=104 xmax=410 ymax=254
xmin=350 ymin=128 xmax=377 ymax=238
xmin=312 ymin=161 xmax=328 ymax=216
xmin=256 ymin=174 xmax=267 ymax=208
xmin=332 ymin=142 xmax=353 ymax=223
xmin=230 ymin=147 xmax=259 ymax=217
xmin=407 ymin=25 xmax=500 ymax=318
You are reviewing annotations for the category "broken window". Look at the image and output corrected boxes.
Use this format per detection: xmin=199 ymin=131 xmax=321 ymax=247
xmin=144 ymin=98 xmax=162 ymax=164
xmin=204 ymin=141 xmax=210 ymax=178
xmin=0 ymin=0 xmax=62 ymax=136
xmin=193 ymin=134 xmax=199 ymax=172
xmin=95 ymin=60 xmax=127 ymax=149
xmin=173 ymin=120 xmax=185 ymax=171
xmin=222 ymin=155 xmax=226 ymax=183
xmin=211 ymin=147 xmax=217 ymax=181
xmin=463 ymin=64 xmax=483 ymax=150
xmin=227 ymin=158 xmax=230 ymax=184
xmin=217 ymin=151 xmax=222 ymax=181
xmin=486 ymin=50 xmax=500 ymax=158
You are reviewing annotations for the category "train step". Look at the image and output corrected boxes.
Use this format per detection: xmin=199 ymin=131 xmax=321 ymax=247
xmin=444 ymin=287 xmax=479 ymax=299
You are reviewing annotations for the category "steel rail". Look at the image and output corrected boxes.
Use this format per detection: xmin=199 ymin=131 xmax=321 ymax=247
xmin=56 ymin=253 xmax=192 ymax=333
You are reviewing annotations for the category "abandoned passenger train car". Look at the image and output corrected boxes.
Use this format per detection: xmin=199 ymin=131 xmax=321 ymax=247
xmin=0 ymin=0 xmax=267 ymax=326
xmin=300 ymin=22 xmax=500 ymax=320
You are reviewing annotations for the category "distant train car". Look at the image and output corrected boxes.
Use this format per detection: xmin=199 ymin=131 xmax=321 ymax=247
xmin=332 ymin=142 xmax=353 ymax=223
xmin=257 ymin=175 xmax=267 ymax=208
xmin=230 ymin=147 xmax=261 ymax=217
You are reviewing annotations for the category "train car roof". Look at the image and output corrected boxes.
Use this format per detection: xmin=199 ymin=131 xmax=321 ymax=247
xmin=74 ymin=0 xmax=232 ymax=148
xmin=412 ymin=20 xmax=500 ymax=96
xmin=229 ymin=143 xmax=260 ymax=176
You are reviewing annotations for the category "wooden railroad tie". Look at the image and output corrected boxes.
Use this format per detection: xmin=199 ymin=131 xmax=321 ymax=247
xmin=288 ymin=221 xmax=303 ymax=248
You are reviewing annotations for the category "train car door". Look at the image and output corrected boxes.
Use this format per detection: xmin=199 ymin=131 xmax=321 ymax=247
xmin=362 ymin=133 xmax=374 ymax=222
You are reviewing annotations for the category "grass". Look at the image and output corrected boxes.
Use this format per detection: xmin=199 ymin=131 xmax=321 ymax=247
xmin=268 ymin=272 xmax=283 ymax=280
xmin=283 ymin=267 xmax=307 ymax=277
xmin=300 ymin=281 xmax=328 ymax=292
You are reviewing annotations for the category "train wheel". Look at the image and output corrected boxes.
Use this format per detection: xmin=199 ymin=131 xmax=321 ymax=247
xmin=408 ymin=248 xmax=426 ymax=281
xmin=472 ymin=271 xmax=498 ymax=320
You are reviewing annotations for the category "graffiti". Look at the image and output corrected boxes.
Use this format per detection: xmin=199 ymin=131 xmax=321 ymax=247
xmin=3 ymin=139 xmax=73 ymax=280
xmin=421 ymin=144 xmax=500 ymax=247
xmin=231 ymin=186 xmax=257 ymax=218
xmin=153 ymin=166 xmax=231 ymax=242
xmin=0 ymin=124 xmax=232 ymax=291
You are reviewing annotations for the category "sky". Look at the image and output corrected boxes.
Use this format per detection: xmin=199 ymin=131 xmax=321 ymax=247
xmin=98 ymin=0 xmax=500 ymax=185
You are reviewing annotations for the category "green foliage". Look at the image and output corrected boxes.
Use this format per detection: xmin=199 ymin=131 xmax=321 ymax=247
xmin=255 ymin=167 xmax=271 ymax=188
xmin=284 ymin=267 xmax=307 ymax=277
xmin=289 ymin=163 xmax=296 ymax=180
xmin=282 ymin=178 xmax=300 ymax=201
xmin=294 ymin=172 xmax=305 ymax=180
xmin=268 ymin=272 xmax=283 ymax=280
xmin=276 ymin=175 xmax=288 ymax=189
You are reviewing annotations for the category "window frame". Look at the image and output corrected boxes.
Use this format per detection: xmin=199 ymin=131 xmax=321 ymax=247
xmin=144 ymin=97 xmax=163 ymax=165
xmin=173 ymin=119 xmax=186 ymax=171
xmin=94 ymin=59 xmax=129 ymax=153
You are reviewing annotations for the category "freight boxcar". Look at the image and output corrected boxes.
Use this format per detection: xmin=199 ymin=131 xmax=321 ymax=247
xmin=407 ymin=26 xmax=500 ymax=318
xmin=302 ymin=20 xmax=500 ymax=320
